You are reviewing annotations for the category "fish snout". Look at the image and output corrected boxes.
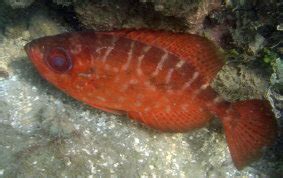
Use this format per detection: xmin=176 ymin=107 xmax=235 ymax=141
xmin=24 ymin=42 xmax=32 ymax=55
xmin=24 ymin=41 xmax=40 ymax=64
xmin=24 ymin=41 xmax=40 ymax=61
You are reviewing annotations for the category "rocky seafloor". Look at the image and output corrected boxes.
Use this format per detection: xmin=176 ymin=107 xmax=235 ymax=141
xmin=0 ymin=0 xmax=282 ymax=177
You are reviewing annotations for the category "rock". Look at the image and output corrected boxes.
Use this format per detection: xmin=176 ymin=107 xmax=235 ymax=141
xmin=140 ymin=0 xmax=222 ymax=32
xmin=28 ymin=10 xmax=67 ymax=39
xmin=53 ymin=0 xmax=73 ymax=6
xmin=212 ymin=62 xmax=271 ymax=101
xmin=74 ymin=1 xmax=128 ymax=31
xmin=74 ymin=0 xmax=221 ymax=32
xmin=4 ymin=22 xmax=28 ymax=39
xmin=269 ymin=58 xmax=283 ymax=119
xmin=4 ymin=0 xmax=34 ymax=8
xmin=0 ymin=67 xmax=9 ymax=79
xmin=248 ymin=34 xmax=265 ymax=55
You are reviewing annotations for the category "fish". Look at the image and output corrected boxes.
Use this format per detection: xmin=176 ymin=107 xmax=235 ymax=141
xmin=24 ymin=29 xmax=277 ymax=170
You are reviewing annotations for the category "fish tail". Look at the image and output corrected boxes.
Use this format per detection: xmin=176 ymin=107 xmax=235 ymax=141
xmin=221 ymin=99 xmax=277 ymax=169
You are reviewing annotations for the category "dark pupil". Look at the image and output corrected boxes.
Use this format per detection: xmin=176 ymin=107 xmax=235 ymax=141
xmin=53 ymin=56 xmax=66 ymax=67
xmin=47 ymin=48 xmax=72 ymax=73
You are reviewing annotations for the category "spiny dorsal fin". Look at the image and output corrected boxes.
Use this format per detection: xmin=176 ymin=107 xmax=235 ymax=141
xmin=100 ymin=29 xmax=225 ymax=83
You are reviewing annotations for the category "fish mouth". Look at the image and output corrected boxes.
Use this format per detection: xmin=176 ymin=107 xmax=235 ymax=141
xmin=24 ymin=42 xmax=32 ymax=58
xmin=24 ymin=42 xmax=37 ymax=62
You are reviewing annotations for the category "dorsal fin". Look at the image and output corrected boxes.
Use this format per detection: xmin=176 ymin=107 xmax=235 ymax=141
xmin=99 ymin=29 xmax=225 ymax=83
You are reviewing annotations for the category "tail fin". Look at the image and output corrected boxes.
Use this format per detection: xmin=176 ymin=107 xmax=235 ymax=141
xmin=222 ymin=99 xmax=277 ymax=170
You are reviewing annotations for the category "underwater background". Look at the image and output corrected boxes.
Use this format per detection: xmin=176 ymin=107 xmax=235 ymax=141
xmin=0 ymin=0 xmax=282 ymax=177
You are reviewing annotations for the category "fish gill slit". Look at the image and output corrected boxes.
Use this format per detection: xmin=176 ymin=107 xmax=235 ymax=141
xmin=122 ymin=41 xmax=135 ymax=71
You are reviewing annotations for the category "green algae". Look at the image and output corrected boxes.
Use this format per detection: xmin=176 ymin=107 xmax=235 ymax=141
xmin=263 ymin=48 xmax=280 ymax=64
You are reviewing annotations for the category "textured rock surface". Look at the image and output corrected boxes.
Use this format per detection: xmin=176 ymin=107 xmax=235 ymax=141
xmin=212 ymin=62 xmax=270 ymax=101
xmin=139 ymin=0 xmax=222 ymax=32
xmin=4 ymin=0 xmax=35 ymax=8
xmin=0 ymin=0 xmax=282 ymax=177
xmin=73 ymin=0 xmax=218 ymax=31
xmin=74 ymin=0 xmax=130 ymax=30
xmin=73 ymin=0 xmax=223 ymax=32
xmin=4 ymin=0 xmax=76 ymax=8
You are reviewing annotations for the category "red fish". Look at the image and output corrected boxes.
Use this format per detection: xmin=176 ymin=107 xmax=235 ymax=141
xmin=24 ymin=29 xmax=277 ymax=169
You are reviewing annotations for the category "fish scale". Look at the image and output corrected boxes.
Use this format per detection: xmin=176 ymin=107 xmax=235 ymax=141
xmin=25 ymin=29 xmax=277 ymax=170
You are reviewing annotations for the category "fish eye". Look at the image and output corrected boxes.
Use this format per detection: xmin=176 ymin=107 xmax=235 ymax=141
xmin=46 ymin=47 xmax=72 ymax=73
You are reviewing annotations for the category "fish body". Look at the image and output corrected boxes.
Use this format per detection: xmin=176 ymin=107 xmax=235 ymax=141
xmin=25 ymin=30 xmax=277 ymax=169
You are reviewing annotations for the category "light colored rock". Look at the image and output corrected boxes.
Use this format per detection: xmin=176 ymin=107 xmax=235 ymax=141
xmin=53 ymin=0 xmax=73 ymax=6
xmin=28 ymin=11 xmax=68 ymax=39
xmin=140 ymin=0 xmax=222 ymax=32
xmin=212 ymin=62 xmax=270 ymax=101
xmin=4 ymin=0 xmax=34 ymax=8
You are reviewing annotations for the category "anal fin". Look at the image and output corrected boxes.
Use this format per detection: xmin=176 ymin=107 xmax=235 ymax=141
xmin=92 ymin=104 xmax=126 ymax=116
xmin=128 ymin=108 xmax=213 ymax=132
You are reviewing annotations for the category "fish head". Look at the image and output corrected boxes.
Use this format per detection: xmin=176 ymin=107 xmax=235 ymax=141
xmin=24 ymin=32 xmax=96 ymax=92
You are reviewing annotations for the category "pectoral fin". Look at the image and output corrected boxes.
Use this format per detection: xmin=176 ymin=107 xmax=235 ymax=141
xmin=92 ymin=104 xmax=126 ymax=116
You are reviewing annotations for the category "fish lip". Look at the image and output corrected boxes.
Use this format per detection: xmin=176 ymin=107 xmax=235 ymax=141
xmin=24 ymin=42 xmax=35 ymax=61
xmin=24 ymin=42 xmax=31 ymax=56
